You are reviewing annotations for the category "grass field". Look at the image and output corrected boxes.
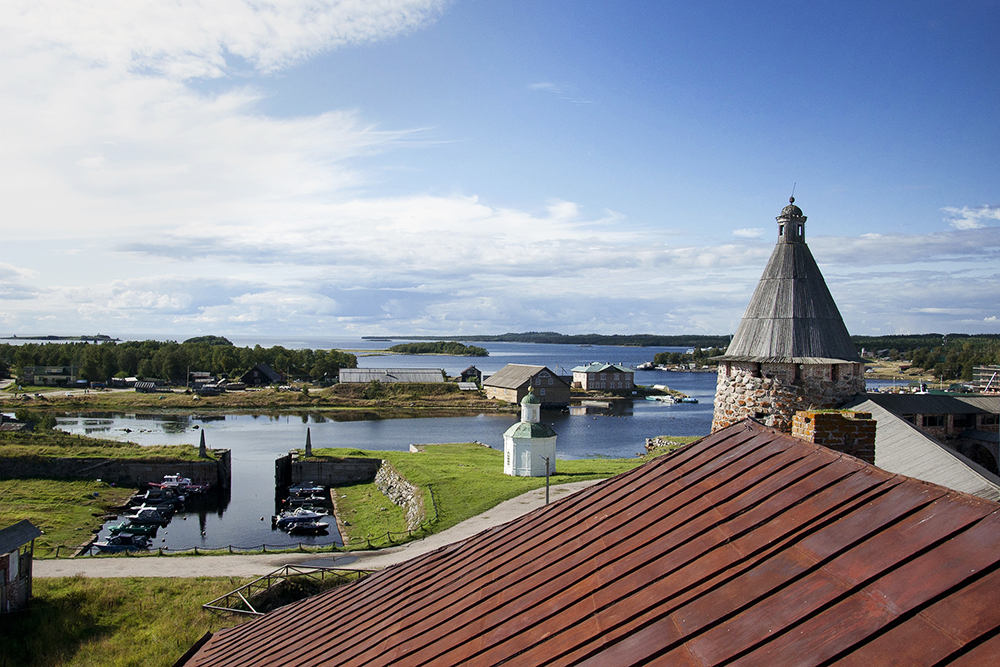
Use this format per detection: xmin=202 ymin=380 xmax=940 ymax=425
xmin=318 ymin=437 xmax=701 ymax=544
xmin=0 ymin=576 xmax=254 ymax=667
xmin=0 ymin=479 xmax=136 ymax=556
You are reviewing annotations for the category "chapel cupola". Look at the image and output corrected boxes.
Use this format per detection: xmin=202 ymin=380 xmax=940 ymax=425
xmin=777 ymin=196 xmax=806 ymax=244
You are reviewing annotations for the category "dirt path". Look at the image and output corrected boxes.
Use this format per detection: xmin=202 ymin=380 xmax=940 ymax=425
xmin=33 ymin=479 xmax=604 ymax=578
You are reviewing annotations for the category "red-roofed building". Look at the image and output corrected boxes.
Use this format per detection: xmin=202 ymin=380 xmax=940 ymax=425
xmin=179 ymin=419 xmax=1000 ymax=666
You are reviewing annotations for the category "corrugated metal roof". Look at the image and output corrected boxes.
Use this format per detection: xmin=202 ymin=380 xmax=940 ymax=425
xmin=864 ymin=393 xmax=1000 ymax=415
xmin=181 ymin=420 xmax=1000 ymax=666
xmin=0 ymin=520 xmax=42 ymax=555
xmin=844 ymin=397 xmax=1000 ymax=502
xmin=338 ymin=368 xmax=443 ymax=383
xmin=721 ymin=208 xmax=862 ymax=363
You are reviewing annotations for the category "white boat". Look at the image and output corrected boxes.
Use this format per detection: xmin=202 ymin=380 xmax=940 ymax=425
xmin=274 ymin=508 xmax=326 ymax=529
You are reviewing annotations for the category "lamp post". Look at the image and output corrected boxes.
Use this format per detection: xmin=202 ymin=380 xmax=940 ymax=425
xmin=543 ymin=456 xmax=550 ymax=505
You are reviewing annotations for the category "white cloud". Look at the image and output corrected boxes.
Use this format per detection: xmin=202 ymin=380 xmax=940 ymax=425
xmin=2 ymin=0 xmax=449 ymax=79
xmin=733 ymin=228 xmax=764 ymax=238
xmin=942 ymin=204 xmax=1000 ymax=230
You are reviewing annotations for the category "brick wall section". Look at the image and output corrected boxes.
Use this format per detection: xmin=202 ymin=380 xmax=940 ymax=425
xmin=792 ymin=410 xmax=877 ymax=465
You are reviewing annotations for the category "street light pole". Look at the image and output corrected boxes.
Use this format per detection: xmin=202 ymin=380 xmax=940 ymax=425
xmin=544 ymin=456 xmax=550 ymax=505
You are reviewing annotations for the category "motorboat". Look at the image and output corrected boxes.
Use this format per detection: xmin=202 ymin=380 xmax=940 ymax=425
xmin=123 ymin=507 xmax=170 ymax=525
xmin=107 ymin=521 xmax=158 ymax=537
xmin=679 ymin=397 xmax=699 ymax=404
xmin=287 ymin=521 xmax=330 ymax=536
xmin=94 ymin=533 xmax=151 ymax=553
xmin=274 ymin=508 xmax=326 ymax=530
xmin=288 ymin=482 xmax=325 ymax=496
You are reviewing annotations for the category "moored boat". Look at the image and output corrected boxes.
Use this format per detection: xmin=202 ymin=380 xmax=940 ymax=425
xmin=287 ymin=521 xmax=330 ymax=535
xmin=94 ymin=533 xmax=151 ymax=553
xmin=123 ymin=507 xmax=170 ymax=525
xmin=273 ymin=508 xmax=325 ymax=529
xmin=108 ymin=521 xmax=158 ymax=536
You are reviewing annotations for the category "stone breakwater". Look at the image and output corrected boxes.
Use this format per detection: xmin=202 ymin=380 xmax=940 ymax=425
xmin=374 ymin=462 xmax=425 ymax=530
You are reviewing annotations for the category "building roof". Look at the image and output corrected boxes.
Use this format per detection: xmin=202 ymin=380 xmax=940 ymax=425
xmin=863 ymin=393 xmax=1000 ymax=415
xmin=571 ymin=362 xmax=632 ymax=374
xmin=243 ymin=362 xmax=282 ymax=383
xmin=503 ymin=420 xmax=557 ymax=439
xmin=483 ymin=364 xmax=564 ymax=389
xmin=181 ymin=420 xmax=1000 ymax=667
xmin=338 ymin=368 xmax=444 ymax=383
xmin=0 ymin=520 xmax=42 ymax=555
xmin=717 ymin=201 xmax=862 ymax=364
xmin=844 ymin=397 xmax=1000 ymax=502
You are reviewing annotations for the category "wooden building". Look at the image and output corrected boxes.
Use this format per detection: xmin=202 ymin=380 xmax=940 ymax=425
xmin=483 ymin=364 xmax=571 ymax=407
xmin=240 ymin=363 xmax=284 ymax=387
xmin=0 ymin=520 xmax=41 ymax=613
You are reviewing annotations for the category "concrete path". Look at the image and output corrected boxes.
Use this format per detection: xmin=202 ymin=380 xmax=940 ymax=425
xmin=34 ymin=479 xmax=603 ymax=578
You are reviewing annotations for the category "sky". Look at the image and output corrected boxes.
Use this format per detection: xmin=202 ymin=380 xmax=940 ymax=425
xmin=1 ymin=0 xmax=998 ymax=340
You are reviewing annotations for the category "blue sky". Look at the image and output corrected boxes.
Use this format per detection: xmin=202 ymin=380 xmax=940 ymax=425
xmin=1 ymin=0 xmax=998 ymax=339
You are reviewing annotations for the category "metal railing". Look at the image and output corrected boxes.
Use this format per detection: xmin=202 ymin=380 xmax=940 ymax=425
xmin=203 ymin=564 xmax=374 ymax=616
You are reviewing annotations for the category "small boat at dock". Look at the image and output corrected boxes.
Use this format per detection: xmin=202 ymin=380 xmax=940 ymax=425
xmin=108 ymin=521 xmax=158 ymax=537
xmin=94 ymin=533 xmax=151 ymax=553
xmin=287 ymin=521 xmax=330 ymax=535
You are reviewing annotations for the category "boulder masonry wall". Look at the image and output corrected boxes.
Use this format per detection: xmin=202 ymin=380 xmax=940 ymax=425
xmin=0 ymin=450 xmax=231 ymax=488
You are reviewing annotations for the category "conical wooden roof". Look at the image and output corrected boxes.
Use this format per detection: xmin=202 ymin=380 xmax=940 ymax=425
xmin=719 ymin=199 xmax=862 ymax=363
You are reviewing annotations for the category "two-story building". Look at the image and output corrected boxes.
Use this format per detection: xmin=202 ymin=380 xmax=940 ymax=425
xmin=571 ymin=363 xmax=634 ymax=392
xmin=483 ymin=364 xmax=571 ymax=407
xmin=17 ymin=365 xmax=78 ymax=386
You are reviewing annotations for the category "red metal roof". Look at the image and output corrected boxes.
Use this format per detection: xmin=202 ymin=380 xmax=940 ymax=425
xmin=181 ymin=420 xmax=1000 ymax=666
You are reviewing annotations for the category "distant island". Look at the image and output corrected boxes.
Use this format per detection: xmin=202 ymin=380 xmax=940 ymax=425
xmin=391 ymin=332 xmax=733 ymax=348
xmin=2 ymin=334 xmax=120 ymax=342
xmin=387 ymin=341 xmax=488 ymax=357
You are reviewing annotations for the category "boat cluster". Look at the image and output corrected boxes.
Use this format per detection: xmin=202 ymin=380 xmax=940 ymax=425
xmin=272 ymin=482 xmax=331 ymax=535
xmin=93 ymin=474 xmax=211 ymax=553
xmin=645 ymin=395 xmax=699 ymax=405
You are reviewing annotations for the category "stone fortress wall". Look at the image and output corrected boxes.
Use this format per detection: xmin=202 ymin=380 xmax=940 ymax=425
xmin=712 ymin=361 xmax=866 ymax=432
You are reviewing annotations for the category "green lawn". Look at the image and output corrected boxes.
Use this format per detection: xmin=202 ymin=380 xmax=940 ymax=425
xmin=0 ymin=576 xmax=253 ymax=667
xmin=313 ymin=439 xmax=701 ymax=545
xmin=0 ymin=479 xmax=135 ymax=556
xmin=1 ymin=430 xmax=213 ymax=461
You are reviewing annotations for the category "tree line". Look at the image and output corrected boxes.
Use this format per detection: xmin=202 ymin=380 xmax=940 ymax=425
xmin=387 ymin=341 xmax=488 ymax=356
xmin=0 ymin=337 xmax=357 ymax=385
xmin=653 ymin=347 xmax=726 ymax=367
xmin=903 ymin=337 xmax=1000 ymax=381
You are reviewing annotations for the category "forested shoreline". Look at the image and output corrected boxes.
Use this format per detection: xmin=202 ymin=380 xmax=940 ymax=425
xmin=0 ymin=336 xmax=357 ymax=384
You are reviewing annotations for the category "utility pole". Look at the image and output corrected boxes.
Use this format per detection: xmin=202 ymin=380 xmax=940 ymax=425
xmin=544 ymin=455 xmax=550 ymax=505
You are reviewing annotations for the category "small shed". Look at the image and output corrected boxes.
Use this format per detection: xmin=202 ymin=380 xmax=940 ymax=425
xmin=1 ymin=520 xmax=42 ymax=613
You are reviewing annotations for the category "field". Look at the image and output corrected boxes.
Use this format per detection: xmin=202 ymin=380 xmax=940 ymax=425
xmin=323 ymin=437 xmax=701 ymax=544
xmin=0 ymin=577 xmax=254 ymax=667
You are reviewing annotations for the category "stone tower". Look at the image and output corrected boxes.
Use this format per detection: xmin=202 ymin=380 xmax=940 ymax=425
xmin=711 ymin=198 xmax=865 ymax=432
xmin=503 ymin=389 xmax=557 ymax=477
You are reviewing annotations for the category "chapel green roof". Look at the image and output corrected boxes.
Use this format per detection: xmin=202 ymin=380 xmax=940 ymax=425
xmin=503 ymin=421 xmax=558 ymax=439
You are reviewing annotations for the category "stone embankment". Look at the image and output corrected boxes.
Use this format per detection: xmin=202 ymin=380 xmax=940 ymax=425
xmin=0 ymin=451 xmax=231 ymax=489
xmin=374 ymin=463 xmax=424 ymax=529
